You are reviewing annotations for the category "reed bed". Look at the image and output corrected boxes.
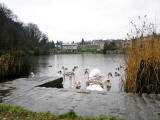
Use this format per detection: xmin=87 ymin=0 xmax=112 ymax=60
xmin=124 ymin=34 xmax=160 ymax=93
xmin=0 ymin=52 xmax=30 ymax=81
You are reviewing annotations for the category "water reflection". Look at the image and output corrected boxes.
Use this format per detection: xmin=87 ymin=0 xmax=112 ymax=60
xmin=107 ymin=86 xmax=111 ymax=91
xmin=0 ymin=87 xmax=15 ymax=103
xmin=31 ymin=54 xmax=124 ymax=92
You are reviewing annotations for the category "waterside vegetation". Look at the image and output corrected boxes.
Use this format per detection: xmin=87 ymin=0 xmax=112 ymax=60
xmin=0 ymin=3 xmax=55 ymax=80
xmin=0 ymin=53 xmax=30 ymax=81
xmin=124 ymin=16 xmax=160 ymax=93
xmin=0 ymin=104 xmax=124 ymax=120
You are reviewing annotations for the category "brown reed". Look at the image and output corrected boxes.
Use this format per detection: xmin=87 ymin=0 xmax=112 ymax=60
xmin=0 ymin=52 xmax=30 ymax=81
xmin=124 ymin=34 xmax=160 ymax=93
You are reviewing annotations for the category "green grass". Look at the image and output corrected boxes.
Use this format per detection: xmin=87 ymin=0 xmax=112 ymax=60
xmin=0 ymin=104 xmax=125 ymax=120
xmin=79 ymin=45 xmax=100 ymax=52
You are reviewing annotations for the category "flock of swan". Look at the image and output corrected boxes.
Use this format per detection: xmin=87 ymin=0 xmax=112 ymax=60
xmin=29 ymin=65 xmax=124 ymax=91
xmin=57 ymin=65 xmax=123 ymax=91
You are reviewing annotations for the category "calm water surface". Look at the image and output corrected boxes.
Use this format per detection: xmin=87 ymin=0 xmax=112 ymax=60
xmin=31 ymin=54 xmax=125 ymax=92
xmin=1 ymin=54 xmax=159 ymax=120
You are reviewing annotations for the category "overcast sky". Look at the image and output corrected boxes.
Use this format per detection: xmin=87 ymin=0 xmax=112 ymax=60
xmin=1 ymin=0 xmax=160 ymax=42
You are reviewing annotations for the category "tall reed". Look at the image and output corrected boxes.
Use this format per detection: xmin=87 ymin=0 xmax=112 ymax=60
xmin=0 ymin=52 xmax=30 ymax=81
xmin=124 ymin=16 xmax=160 ymax=93
xmin=125 ymin=34 xmax=160 ymax=93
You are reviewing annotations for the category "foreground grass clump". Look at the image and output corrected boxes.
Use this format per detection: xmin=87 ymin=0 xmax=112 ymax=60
xmin=124 ymin=34 xmax=160 ymax=93
xmin=0 ymin=104 xmax=124 ymax=120
xmin=0 ymin=52 xmax=30 ymax=81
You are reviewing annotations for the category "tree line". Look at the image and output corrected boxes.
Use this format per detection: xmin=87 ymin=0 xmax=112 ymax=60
xmin=0 ymin=3 xmax=55 ymax=55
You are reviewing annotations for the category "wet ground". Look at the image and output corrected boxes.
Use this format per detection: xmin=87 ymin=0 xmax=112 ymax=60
xmin=0 ymin=76 xmax=160 ymax=120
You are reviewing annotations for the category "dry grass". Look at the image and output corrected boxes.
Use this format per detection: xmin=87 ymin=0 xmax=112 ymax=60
xmin=124 ymin=34 xmax=160 ymax=93
xmin=0 ymin=52 xmax=30 ymax=81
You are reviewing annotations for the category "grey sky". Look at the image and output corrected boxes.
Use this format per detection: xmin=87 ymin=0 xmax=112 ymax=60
xmin=1 ymin=0 xmax=160 ymax=42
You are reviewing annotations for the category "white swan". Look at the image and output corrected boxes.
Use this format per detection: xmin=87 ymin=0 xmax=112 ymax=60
xmin=72 ymin=80 xmax=81 ymax=89
xmin=89 ymin=68 xmax=101 ymax=78
xmin=30 ymin=72 xmax=35 ymax=78
xmin=87 ymin=84 xmax=104 ymax=91
xmin=86 ymin=69 xmax=106 ymax=91
xmin=107 ymin=72 xmax=113 ymax=79
xmin=62 ymin=66 xmax=79 ymax=88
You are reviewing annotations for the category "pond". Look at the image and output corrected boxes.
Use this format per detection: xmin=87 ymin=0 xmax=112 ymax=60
xmin=0 ymin=54 xmax=160 ymax=120
xmin=31 ymin=54 xmax=125 ymax=92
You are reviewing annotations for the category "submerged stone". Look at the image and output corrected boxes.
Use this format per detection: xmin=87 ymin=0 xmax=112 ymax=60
xmin=38 ymin=77 xmax=63 ymax=88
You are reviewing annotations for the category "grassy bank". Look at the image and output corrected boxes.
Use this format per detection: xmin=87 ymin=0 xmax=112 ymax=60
xmin=0 ymin=104 xmax=124 ymax=120
xmin=124 ymin=34 xmax=160 ymax=93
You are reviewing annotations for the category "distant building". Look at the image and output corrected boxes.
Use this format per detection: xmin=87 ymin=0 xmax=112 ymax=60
xmin=99 ymin=42 xmax=105 ymax=50
xmin=92 ymin=39 xmax=124 ymax=50
xmin=55 ymin=44 xmax=62 ymax=49
xmin=92 ymin=41 xmax=105 ymax=50
xmin=55 ymin=43 xmax=62 ymax=53
xmin=62 ymin=44 xmax=78 ymax=52
xmin=55 ymin=41 xmax=63 ymax=49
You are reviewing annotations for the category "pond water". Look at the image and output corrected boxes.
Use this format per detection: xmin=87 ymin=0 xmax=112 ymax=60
xmin=31 ymin=54 xmax=125 ymax=92
xmin=1 ymin=54 xmax=160 ymax=120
